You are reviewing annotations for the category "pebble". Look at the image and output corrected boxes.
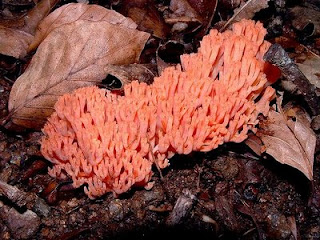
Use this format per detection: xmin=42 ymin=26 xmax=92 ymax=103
xmin=108 ymin=199 xmax=125 ymax=222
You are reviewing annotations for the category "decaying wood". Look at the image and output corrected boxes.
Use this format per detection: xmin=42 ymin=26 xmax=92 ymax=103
xmin=264 ymin=43 xmax=320 ymax=116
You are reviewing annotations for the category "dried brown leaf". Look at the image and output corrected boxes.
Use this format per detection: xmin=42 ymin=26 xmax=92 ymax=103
xmin=257 ymin=101 xmax=316 ymax=180
xmin=8 ymin=15 xmax=149 ymax=129
xmin=0 ymin=28 xmax=33 ymax=58
xmin=221 ymin=0 xmax=269 ymax=31
xmin=169 ymin=0 xmax=201 ymax=22
xmin=287 ymin=216 xmax=298 ymax=240
xmin=219 ymin=0 xmax=244 ymax=10
xmin=284 ymin=106 xmax=316 ymax=165
xmin=167 ymin=0 xmax=217 ymax=35
xmin=245 ymin=133 xmax=263 ymax=156
xmin=297 ymin=53 xmax=320 ymax=89
xmin=29 ymin=3 xmax=138 ymax=51
xmin=290 ymin=6 xmax=320 ymax=37
xmin=185 ymin=0 xmax=218 ymax=33
xmin=119 ymin=0 xmax=170 ymax=39
xmin=233 ymin=0 xmax=269 ymax=21
xmin=0 ymin=0 xmax=59 ymax=58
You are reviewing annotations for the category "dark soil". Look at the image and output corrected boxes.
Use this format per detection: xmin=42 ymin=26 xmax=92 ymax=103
xmin=1 ymin=0 xmax=320 ymax=239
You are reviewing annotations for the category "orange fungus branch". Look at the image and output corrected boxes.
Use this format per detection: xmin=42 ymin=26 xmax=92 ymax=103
xmin=41 ymin=19 xmax=276 ymax=199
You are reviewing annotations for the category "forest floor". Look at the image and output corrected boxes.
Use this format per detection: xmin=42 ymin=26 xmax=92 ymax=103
xmin=0 ymin=0 xmax=320 ymax=239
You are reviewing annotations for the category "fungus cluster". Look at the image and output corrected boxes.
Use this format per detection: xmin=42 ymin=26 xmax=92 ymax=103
xmin=41 ymin=19 xmax=276 ymax=199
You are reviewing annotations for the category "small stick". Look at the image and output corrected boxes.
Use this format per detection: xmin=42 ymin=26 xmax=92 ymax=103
xmin=0 ymin=180 xmax=50 ymax=217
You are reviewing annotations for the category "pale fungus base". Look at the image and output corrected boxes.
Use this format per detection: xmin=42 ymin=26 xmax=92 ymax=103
xmin=41 ymin=19 xmax=275 ymax=199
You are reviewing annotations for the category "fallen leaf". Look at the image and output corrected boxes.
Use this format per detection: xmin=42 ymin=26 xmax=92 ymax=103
xmin=0 ymin=28 xmax=33 ymax=59
xmin=245 ymin=133 xmax=264 ymax=156
xmin=287 ymin=216 xmax=298 ymax=240
xmin=185 ymin=0 xmax=218 ymax=33
xmin=168 ymin=0 xmax=201 ymax=24
xmin=118 ymin=0 xmax=170 ymax=39
xmin=297 ymin=53 xmax=320 ymax=89
xmin=29 ymin=3 xmax=138 ymax=51
xmin=233 ymin=0 xmax=270 ymax=20
xmin=256 ymin=98 xmax=316 ymax=180
xmin=219 ymin=0 xmax=244 ymax=10
xmin=8 ymin=9 xmax=150 ymax=129
xmin=166 ymin=0 xmax=217 ymax=35
xmin=0 ymin=0 xmax=59 ymax=58
xmin=2 ymin=0 xmax=35 ymax=7
xmin=290 ymin=6 xmax=320 ymax=37
xmin=284 ymin=105 xmax=316 ymax=166
xmin=221 ymin=0 xmax=270 ymax=31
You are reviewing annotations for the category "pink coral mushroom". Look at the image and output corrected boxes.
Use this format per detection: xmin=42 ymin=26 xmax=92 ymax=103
xmin=41 ymin=19 xmax=276 ymax=199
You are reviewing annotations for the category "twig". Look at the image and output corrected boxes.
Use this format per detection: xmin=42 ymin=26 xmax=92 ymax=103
xmin=264 ymin=43 xmax=320 ymax=116
xmin=0 ymin=180 xmax=50 ymax=217
xmin=220 ymin=0 xmax=252 ymax=31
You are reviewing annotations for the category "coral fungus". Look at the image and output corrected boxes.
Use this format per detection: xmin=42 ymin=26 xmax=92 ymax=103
xmin=41 ymin=19 xmax=276 ymax=199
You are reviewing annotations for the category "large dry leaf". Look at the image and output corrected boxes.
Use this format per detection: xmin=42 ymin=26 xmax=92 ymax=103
xmin=221 ymin=0 xmax=270 ymax=31
xmin=29 ymin=3 xmax=138 ymax=51
xmin=8 ymin=19 xmax=150 ymax=129
xmin=256 ymin=102 xmax=316 ymax=180
xmin=0 ymin=0 xmax=59 ymax=58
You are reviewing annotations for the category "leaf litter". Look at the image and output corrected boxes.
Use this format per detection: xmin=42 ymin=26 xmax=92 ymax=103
xmin=7 ymin=3 xmax=150 ymax=129
xmin=28 ymin=3 xmax=139 ymax=51
xmin=246 ymin=96 xmax=316 ymax=180
xmin=296 ymin=53 xmax=320 ymax=89
xmin=220 ymin=0 xmax=270 ymax=31
xmin=0 ymin=0 xmax=60 ymax=59
xmin=0 ymin=0 xmax=320 ymax=239
xmin=117 ymin=0 xmax=170 ymax=39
